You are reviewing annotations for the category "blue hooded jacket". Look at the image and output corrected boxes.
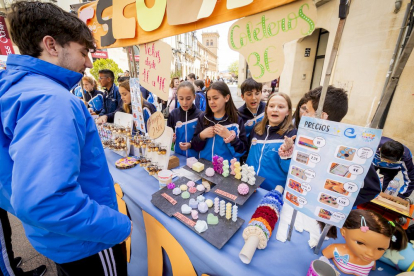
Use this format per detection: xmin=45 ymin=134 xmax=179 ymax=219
xmin=167 ymin=104 xmax=202 ymax=158
xmin=238 ymin=101 xmax=266 ymax=139
xmin=0 ymin=55 xmax=131 ymax=264
xmin=191 ymin=113 xmax=247 ymax=161
xmin=246 ymin=124 xmax=297 ymax=190
xmin=195 ymin=91 xmax=206 ymax=111
xmin=99 ymin=83 xmax=121 ymax=116
xmin=372 ymin=136 xmax=414 ymax=197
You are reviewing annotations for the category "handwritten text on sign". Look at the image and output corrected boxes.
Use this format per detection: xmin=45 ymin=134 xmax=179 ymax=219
xmin=147 ymin=112 xmax=165 ymax=139
xmin=228 ymin=0 xmax=317 ymax=82
xmin=139 ymin=40 xmax=172 ymax=101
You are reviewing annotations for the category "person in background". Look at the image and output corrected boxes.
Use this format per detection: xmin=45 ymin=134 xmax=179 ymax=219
xmin=81 ymin=76 xmax=103 ymax=102
xmin=187 ymin=73 xmax=196 ymax=84
xmin=96 ymin=81 xmax=156 ymax=126
xmin=140 ymin=86 xmax=155 ymax=104
xmin=0 ymin=2 xmax=131 ymax=275
xmin=124 ymin=70 xmax=130 ymax=77
xmin=194 ymin=79 xmax=206 ymax=111
xmin=292 ymin=96 xmax=307 ymax=129
xmin=117 ymin=76 xmax=129 ymax=84
xmin=271 ymin=78 xmax=279 ymax=92
xmin=261 ymin=82 xmax=272 ymax=102
xmin=167 ymin=82 xmax=202 ymax=158
xmin=246 ymin=92 xmax=297 ymax=190
xmin=238 ymin=78 xmax=266 ymax=139
xmin=191 ymin=82 xmax=247 ymax=161
xmin=303 ymin=86 xmax=381 ymax=206
xmin=98 ymin=69 xmax=121 ymax=116
xmin=205 ymin=76 xmax=211 ymax=89
xmin=372 ymin=137 xmax=414 ymax=199
xmin=168 ymin=77 xmax=180 ymax=113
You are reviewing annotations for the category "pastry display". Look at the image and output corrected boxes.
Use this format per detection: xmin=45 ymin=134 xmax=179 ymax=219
xmin=205 ymin=199 xmax=213 ymax=208
xmin=198 ymin=202 xmax=208 ymax=213
xmin=186 ymin=181 xmax=195 ymax=187
xmin=172 ymin=187 xmax=181 ymax=195
xmin=186 ymin=157 xmax=198 ymax=168
xmin=196 ymin=184 xmax=205 ymax=192
xmin=180 ymin=184 xmax=188 ymax=191
xmin=194 ymin=220 xmax=208 ymax=233
xmin=181 ymin=204 xmax=191 ymax=214
xmin=191 ymin=210 xmax=198 ymax=220
xmin=197 ymin=195 xmax=205 ymax=202
xmin=181 ymin=191 xmax=190 ymax=199
xmin=115 ymin=157 xmax=138 ymax=169
xmin=189 ymin=198 xmax=199 ymax=209
xmin=207 ymin=213 xmax=219 ymax=225
xmin=188 ymin=187 xmax=197 ymax=194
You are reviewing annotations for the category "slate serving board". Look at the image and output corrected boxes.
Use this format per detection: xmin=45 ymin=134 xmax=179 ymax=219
xmin=151 ymin=177 xmax=203 ymax=217
xmin=151 ymin=176 xmax=245 ymax=249
xmin=182 ymin=158 xmax=265 ymax=205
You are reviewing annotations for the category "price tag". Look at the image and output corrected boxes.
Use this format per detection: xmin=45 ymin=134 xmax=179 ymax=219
xmin=344 ymin=182 xmax=358 ymax=193
xmin=333 ymin=212 xmax=346 ymax=220
xmin=304 ymin=169 xmax=316 ymax=179
xmin=147 ymin=112 xmax=165 ymax=139
xmin=357 ymin=147 xmax=374 ymax=159
xmin=313 ymin=137 xmax=326 ymax=148
xmin=301 ymin=183 xmax=312 ymax=192
xmin=309 ymin=153 xmax=321 ymax=163
xmin=349 ymin=165 xmax=364 ymax=175
xmin=298 ymin=197 xmax=307 ymax=205
xmin=337 ymin=197 xmax=350 ymax=207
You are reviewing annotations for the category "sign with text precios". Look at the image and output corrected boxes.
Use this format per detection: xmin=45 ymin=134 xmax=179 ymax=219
xmin=228 ymin=0 xmax=317 ymax=82
xmin=78 ymin=0 xmax=297 ymax=48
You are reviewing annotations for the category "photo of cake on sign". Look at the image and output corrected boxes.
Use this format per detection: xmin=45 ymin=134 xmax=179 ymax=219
xmin=334 ymin=145 xmax=374 ymax=165
xmin=317 ymin=192 xmax=350 ymax=211
xmin=314 ymin=207 xmax=346 ymax=223
xmin=287 ymin=178 xmax=311 ymax=196
xmin=285 ymin=191 xmax=307 ymax=208
xmin=293 ymin=150 xmax=321 ymax=168
xmin=328 ymin=162 xmax=363 ymax=180
xmin=297 ymin=135 xmax=325 ymax=152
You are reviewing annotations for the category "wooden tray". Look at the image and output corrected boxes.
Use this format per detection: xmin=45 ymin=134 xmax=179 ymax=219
xmin=371 ymin=192 xmax=412 ymax=218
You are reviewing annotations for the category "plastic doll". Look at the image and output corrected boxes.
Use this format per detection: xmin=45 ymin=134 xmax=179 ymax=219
xmin=322 ymin=209 xmax=407 ymax=275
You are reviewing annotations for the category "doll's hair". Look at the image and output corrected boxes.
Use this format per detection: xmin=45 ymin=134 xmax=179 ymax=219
xmin=323 ymin=209 xmax=407 ymax=251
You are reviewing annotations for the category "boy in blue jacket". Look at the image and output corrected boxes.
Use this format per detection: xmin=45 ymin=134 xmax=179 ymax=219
xmin=238 ymin=78 xmax=266 ymax=139
xmin=194 ymin=80 xmax=207 ymax=111
xmin=372 ymin=137 xmax=414 ymax=198
xmin=0 ymin=2 xmax=131 ymax=275
xmin=98 ymin=69 xmax=122 ymax=116
xmin=167 ymin=82 xmax=202 ymax=157
xmin=303 ymin=86 xmax=381 ymax=206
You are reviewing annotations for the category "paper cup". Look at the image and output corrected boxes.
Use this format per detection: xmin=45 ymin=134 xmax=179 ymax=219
xmin=307 ymin=260 xmax=336 ymax=276
xmin=158 ymin=170 xmax=172 ymax=190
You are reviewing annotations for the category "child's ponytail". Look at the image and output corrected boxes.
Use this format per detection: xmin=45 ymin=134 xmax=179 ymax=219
xmin=389 ymin=223 xmax=408 ymax=251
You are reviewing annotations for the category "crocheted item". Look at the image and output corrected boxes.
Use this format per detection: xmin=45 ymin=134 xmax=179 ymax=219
xmin=279 ymin=145 xmax=294 ymax=159
xmin=167 ymin=182 xmax=175 ymax=189
xmin=242 ymin=189 xmax=283 ymax=249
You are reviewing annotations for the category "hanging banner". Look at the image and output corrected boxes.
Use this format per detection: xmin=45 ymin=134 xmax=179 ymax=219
xmin=228 ymin=0 xmax=317 ymax=82
xmin=139 ymin=40 xmax=172 ymax=101
xmin=0 ymin=17 xmax=15 ymax=56
xmin=130 ymin=78 xmax=146 ymax=133
xmin=78 ymin=0 xmax=297 ymax=48
xmin=284 ymin=117 xmax=382 ymax=228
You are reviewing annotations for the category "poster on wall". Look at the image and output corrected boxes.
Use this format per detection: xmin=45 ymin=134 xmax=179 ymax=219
xmin=0 ymin=17 xmax=15 ymax=56
xmin=228 ymin=0 xmax=317 ymax=82
xmin=130 ymin=78 xmax=146 ymax=133
xmin=138 ymin=40 xmax=172 ymax=101
xmin=284 ymin=117 xmax=382 ymax=228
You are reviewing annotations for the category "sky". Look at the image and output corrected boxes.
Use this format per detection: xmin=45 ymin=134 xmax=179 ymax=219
xmin=196 ymin=20 xmax=239 ymax=72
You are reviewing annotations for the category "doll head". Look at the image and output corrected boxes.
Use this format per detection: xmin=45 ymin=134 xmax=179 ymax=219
xmin=328 ymin=209 xmax=407 ymax=262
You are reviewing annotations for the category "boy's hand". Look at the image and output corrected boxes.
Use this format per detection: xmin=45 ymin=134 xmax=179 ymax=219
xmin=214 ymin=124 xmax=231 ymax=139
xmin=200 ymin=127 xmax=215 ymax=140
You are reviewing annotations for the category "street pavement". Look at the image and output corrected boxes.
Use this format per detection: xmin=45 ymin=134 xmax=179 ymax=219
xmin=229 ymin=84 xmax=243 ymax=109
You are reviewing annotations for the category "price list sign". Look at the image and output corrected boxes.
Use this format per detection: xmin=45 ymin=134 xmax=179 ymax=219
xmin=284 ymin=117 xmax=382 ymax=227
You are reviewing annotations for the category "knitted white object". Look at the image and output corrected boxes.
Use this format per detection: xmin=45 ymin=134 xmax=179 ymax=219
xmin=242 ymin=226 xmax=268 ymax=249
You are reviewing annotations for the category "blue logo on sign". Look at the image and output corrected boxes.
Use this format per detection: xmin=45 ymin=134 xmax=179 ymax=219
xmin=344 ymin=128 xmax=356 ymax=139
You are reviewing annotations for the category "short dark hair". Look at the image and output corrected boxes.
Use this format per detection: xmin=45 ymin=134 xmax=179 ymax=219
xmin=188 ymin=73 xmax=195 ymax=80
xmin=117 ymin=76 xmax=130 ymax=83
xmin=381 ymin=140 xmax=404 ymax=161
xmin=99 ymin=69 xmax=115 ymax=82
xmin=241 ymin=78 xmax=262 ymax=95
xmin=194 ymin=80 xmax=204 ymax=90
xmin=304 ymin=86 xmax=348 ymax=122
xmin=8 ymin=1 xmax=95 ymax=57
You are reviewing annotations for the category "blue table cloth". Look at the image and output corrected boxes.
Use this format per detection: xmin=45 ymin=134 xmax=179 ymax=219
xmin=105 ymin=150 xmax=398 ymax=276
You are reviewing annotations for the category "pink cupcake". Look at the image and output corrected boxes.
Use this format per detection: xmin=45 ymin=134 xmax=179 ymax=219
xmin=188 ymin=187 xmax=197 ymax=194
xmin=238 ymin=183 xmax=249 ymax=195
xmin=187 ymin=181 xmax=196 ymax=187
